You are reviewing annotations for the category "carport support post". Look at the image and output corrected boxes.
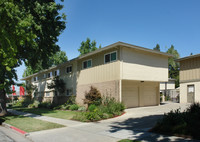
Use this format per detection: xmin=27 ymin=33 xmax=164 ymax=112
xmin=119 ymin=79 xmax=122 ymax=102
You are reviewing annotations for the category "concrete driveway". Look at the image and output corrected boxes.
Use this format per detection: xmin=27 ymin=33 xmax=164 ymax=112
xmin=28 ymin=102 xmax=195 ymax=142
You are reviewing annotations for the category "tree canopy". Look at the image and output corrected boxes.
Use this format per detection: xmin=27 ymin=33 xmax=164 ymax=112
xmin=0 ymin=0 xmax=66 ymax=115
xmin=153 ymin=44 xmax=160 ymax=51
xmin=23 ymin=51 xmax=68 ymax=77
xmin=166 ymin=45 xmax=180 ymax=88
xmin=78 ymin=38 xmax=101 ymax=55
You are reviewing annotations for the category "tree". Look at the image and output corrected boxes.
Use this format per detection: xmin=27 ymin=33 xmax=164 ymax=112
xmin=0 ymin=0 xmax=66 ymax=115
xmin=153 ymin=44 xmax=161 ymax=51
xmin=166 ymin=45 xmax=180 ymax=88
xmin=47 ymin=76 xmax=66 ymax=95
xmin=78 ymin=38 xmax=101 ymax=55
xmin=23 ymin=51 xmax=68 ymax=77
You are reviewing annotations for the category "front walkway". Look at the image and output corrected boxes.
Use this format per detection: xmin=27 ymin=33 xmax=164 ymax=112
xmin=7 ymin=102 xmax=198 ymax=142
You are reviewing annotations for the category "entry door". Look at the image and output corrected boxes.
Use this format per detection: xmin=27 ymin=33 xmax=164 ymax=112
xmin=187 ymin=85 xmax=195 ymax=103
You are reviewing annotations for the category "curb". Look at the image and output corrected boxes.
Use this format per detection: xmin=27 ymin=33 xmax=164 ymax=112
xmin=2 ymin=123 xmax=33 ymax=141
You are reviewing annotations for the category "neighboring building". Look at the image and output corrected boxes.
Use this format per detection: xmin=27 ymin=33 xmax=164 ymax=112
xmin=177 ymin=54 xmax=200 ymax=103
xmin=160 ymin=79 xmax=179 ymax=102
xmin=22 ymin=42 xmax=172 ymax=108
xmin=160 ymin=78 xmax=176 ymax=91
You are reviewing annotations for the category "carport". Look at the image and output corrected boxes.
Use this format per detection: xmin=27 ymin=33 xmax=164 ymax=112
xmin=122 ymin=80 xmax=160 ymax=108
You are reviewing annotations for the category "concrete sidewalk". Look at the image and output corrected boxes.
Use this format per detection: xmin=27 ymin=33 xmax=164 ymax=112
xmin=8 ymin=109 xmax=83 ymax=127
xmin=0 ymin=126 xmax=30 ymax=142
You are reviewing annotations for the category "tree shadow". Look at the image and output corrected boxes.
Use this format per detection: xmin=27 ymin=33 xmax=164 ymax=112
xmin=0 ymin=117 xmax=5 ymax=125
xmin=108 ymin=115 xmax=197 ymax=141
xmin=11 ymin=107 xmax=57 ymax=116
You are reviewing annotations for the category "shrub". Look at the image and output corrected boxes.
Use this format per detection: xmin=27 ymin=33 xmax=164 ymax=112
xmin=13 ymin=97 xmax=32 ymax=107
xmin=84 ymin=86 xmax=101 ymax=106
xmin=38 ymin=102 xmax=52 ymax=109
xmin=78 ymin=106 xmax=86 ymax=111
xmin=101 ymin=97 xmax=125 ymax=114
xmin=28 ymin=100 xmax=40 ymax=108
xmin=88 ymin=104 xmax=97 ymax=112
xmin=151 ymin=103 xmax=200 ymax=140
xmin=69 ymin=104 xmax=79 ymax=111
xmin=85 ymin=110 xmax=101 ymax=121
xmin=72 ymin=112 xmax=88 ymax=122
xmin=66 ymin=96 xmax=76 ymax=105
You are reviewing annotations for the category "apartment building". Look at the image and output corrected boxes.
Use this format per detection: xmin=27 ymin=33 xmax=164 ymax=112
xmin=177 ymin=54 xmax=200 ymax=103
xmin=22 ymin=42 xmax=172 ymax=108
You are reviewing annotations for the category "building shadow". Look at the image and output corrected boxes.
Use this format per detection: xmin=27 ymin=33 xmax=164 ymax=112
xmin=108 ymin=115 xmax=197 ymax=142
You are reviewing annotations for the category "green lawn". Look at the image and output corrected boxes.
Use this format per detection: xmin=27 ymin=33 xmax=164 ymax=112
xmin=13 ymin=107 xmax=80 ymax=120
xmin=2 ymin=114 xmax=64 ymax=132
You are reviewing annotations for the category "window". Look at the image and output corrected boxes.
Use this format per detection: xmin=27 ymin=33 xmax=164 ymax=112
xmin=66 ymin=66 xmax=72 ymax=73
xmin=47 ymin=72 xmax=52 ymax=78
xmin=82 ymin=59 xmax=92 ymax=69
xmin=43 ymin=73 xmax=46 ymax=78
xmin=188 ymin=85 xmax=194 ymax=93
xmin=104 ymin=51 xmax=117 ymax=63
xmin=33 ymin=76 xmax=38 ymax=82
xmin=66 ymin=89 xmax=72 ymax=96
xmin=46 ymin=92 xmax=50 ymax=97
xmin=54 ymin=70 xmax=60 ymax=76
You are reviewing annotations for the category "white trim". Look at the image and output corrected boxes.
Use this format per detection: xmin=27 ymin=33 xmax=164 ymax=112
xmin=104 ymin=51 xmax=117 ymax=64
xmin=82 ymin=59 xmax=92 ymax=69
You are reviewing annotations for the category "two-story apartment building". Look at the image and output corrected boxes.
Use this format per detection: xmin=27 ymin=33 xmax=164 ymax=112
xmin=22 ymin=42 xmax=172 ymax=108
xmin=177 ymin=54 xmax=200 ymax=103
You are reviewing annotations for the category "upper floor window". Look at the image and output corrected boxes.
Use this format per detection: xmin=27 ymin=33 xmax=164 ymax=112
xmin=82 ymin=59 xmax=92 ymax=69
xmin=47 ymin=72 xmax=52 ymax=78
xmin=33 ymin=76 xmax=38 ymax=82
xmin=54 ymin=70 xmax=60 ymax=76
xmin=104 ymin=51 xmax=117 ymax=64
xmin=66 ymin=66 xmax=72 ymax=73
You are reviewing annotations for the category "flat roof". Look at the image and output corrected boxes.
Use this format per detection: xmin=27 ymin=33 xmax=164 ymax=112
xmin=22 ymin=41 xmax=173 ymax=80
xmin=176 ymin=53 xmax=200 ymax=62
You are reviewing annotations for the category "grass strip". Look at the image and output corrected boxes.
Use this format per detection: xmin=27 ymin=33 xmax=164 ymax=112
xmin=2 ymin=114 xmax=64 ymax=132
xmin=13 ymin=107 xmax=80 ymax=120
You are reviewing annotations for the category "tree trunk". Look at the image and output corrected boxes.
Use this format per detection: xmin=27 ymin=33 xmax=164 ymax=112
xmin=0 ymin=89 xmax=7 ymax=116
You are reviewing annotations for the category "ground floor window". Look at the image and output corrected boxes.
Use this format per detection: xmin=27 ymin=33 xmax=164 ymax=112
xmin=66 ymin=89 xmax=73 ymax=96
xmin=46 ymin=92 xmax=50 ymax=97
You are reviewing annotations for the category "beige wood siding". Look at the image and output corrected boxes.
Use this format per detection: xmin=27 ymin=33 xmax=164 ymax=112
xmin=77 ymin=48 xmax=120 ymax=71
xmin=121 ymin=47 xmax=168 ymax=82
xmin=76 ymin=48 xmax=120 ymax=85
xmin=77 ymin=61 xmax=120 ymax=85
xmin=122 ymin=80 xmax=159 ymax=108
xmin=180 ymin=57 xmax=200 ymax=82
xmin=160 ymin=82 xmax=175 ymax=90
